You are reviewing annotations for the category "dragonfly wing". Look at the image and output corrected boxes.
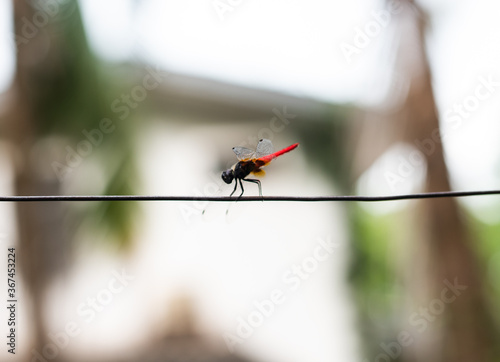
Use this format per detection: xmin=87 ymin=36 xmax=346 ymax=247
xmin=232 ymin=146 xmax=255 ymax=161
xmin=253 ymin=139 xmax=274 ymax=159
xmin=257 ymin=142 xmax=299 ymax=163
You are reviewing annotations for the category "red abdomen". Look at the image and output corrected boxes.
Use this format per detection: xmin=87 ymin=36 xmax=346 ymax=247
xmin=258 ymin=143 xmax=299 ymax=163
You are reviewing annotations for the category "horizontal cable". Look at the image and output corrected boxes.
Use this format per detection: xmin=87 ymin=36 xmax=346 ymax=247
xmin=0 ymin=190 xmax=499 ymax=202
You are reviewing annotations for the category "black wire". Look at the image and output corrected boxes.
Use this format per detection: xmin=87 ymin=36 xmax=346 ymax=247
xmin=0 ymin=190 xmax=499 ymax=202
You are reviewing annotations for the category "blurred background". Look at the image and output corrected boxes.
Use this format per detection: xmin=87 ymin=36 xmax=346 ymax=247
xmin=0 ymin=0 xmax=500 ymax=361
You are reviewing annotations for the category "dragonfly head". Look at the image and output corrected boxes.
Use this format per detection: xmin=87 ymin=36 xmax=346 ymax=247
xmin=221 ymin=168 xmax=234 ymax=184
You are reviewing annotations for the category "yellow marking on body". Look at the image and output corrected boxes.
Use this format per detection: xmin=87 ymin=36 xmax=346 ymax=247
xmin=252 ymin=169 xmax=266 ymax=177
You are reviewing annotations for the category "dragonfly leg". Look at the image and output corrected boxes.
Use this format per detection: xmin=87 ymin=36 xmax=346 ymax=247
xmin=242 ymin=178 xmax=262 ymax=197
xmin=237 ymin=178 xmax=245 ymax=200
xmin=229 ymin=180 xmax=239 ymax=198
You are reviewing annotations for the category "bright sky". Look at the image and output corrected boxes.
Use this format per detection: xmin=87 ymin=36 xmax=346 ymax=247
xmin=77 ymin=0 xmax=375 ymax=102
xmin=0 ymin=1 xmax=14 ymax=90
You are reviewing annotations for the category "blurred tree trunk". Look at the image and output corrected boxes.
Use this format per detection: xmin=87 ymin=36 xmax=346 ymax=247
xmin=7 ymin=0 xmax=72 ymax=353
xmin=390 ymin=1 xmax=498 ymax=361
xmin=6 ymin=1 xmax=137 ymax=355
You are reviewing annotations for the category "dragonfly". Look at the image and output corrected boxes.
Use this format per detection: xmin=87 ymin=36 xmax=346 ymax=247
xmin=221 ymin=138 xmax=299 ymax=198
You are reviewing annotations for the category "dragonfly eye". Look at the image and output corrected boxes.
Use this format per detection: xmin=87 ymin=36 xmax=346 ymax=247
xmin=221 ymin=169 xmax=234 ymax=184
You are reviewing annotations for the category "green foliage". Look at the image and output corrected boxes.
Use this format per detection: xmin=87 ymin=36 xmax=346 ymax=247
xmin=93 ymin=152 xmax=138 ymax=249
xmin=294 ymin=104 xmax=354 ymax=191
xmin=25 ymin=1 xmax=140 ymax=249
xmin=470 ymin=216 xmax=500 ymax=321
xmin=347 ymin=204 xmax=402 ymax=357
xmin=35 ymin=1 xmax=106 ymax=134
